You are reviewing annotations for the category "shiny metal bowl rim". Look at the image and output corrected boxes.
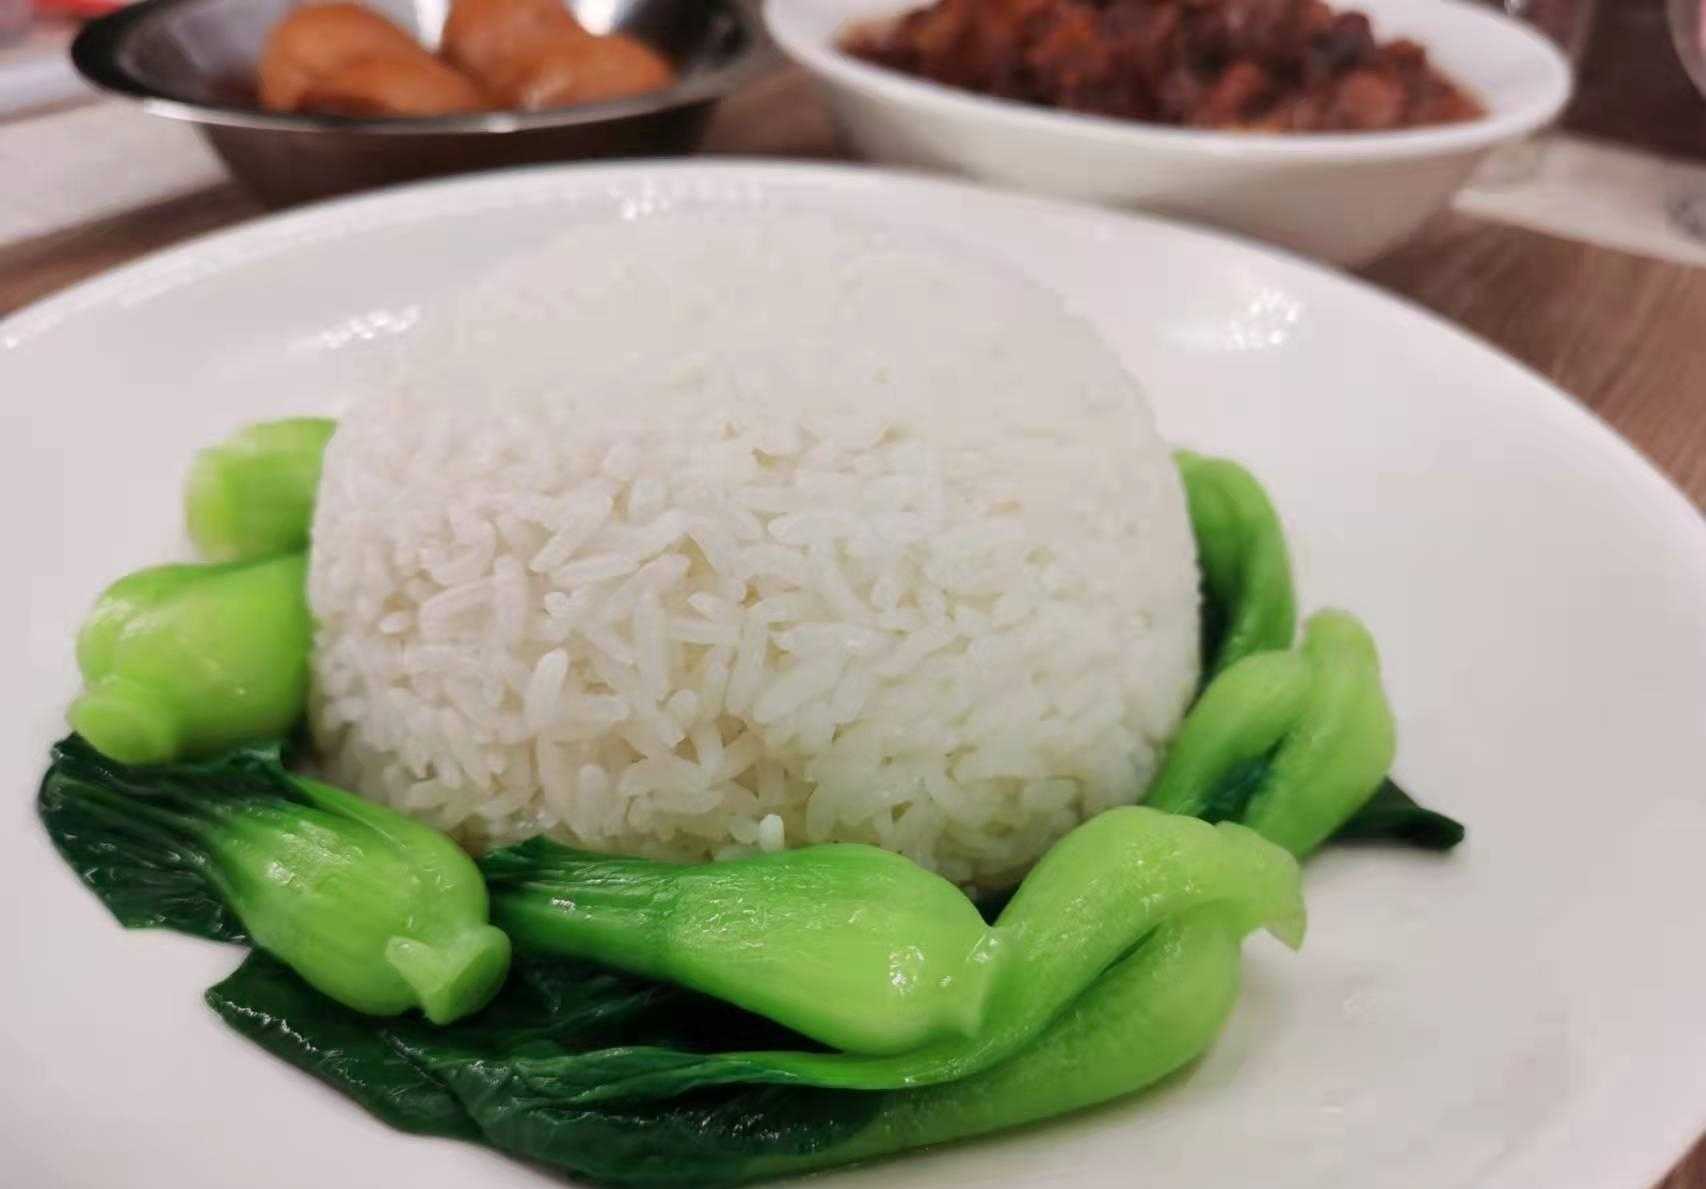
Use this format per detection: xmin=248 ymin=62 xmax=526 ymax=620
xmin=71 ymin=0 xmax=770 ymax=137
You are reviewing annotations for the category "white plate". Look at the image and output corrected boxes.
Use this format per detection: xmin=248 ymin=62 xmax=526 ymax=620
xmin=2 ymin=162 xmax=1703 ymax=1189
xmin=766 ymin=0 xmax=1570 ymax=265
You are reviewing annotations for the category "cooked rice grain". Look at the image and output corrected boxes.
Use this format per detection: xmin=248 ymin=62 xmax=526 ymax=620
xmin=308 ymin=214 xmax=1199 ymax=886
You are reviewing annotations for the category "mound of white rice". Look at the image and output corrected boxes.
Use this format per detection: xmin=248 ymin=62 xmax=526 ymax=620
xmin=308 ymin=213 xmax=1199 ymax=886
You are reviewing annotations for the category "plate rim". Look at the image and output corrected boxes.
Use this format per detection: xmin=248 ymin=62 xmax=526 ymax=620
xmin=4 ymin=156 xmax=1704 ymax=1188
xmin=5 ymin=157 xmax=1701 ymax=545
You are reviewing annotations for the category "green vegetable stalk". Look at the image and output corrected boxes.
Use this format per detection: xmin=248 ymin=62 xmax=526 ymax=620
xmin=487 ymin=843 xmax=996 ymax=1056
xmin=39 ymin=736 xmax=510 ymax=1024
xmin=806 ymin=906 xmax=1243 ymax=1177
xmin=1172 ymin=452 xmax=1462 ymax=853
xmin=45 ymin=738 xmax=1297 ymax=1185
xmin=70 ymin=553 xmax=312 ymax=766
xmin=185 ymin=417 xmax=336 ymax=562
xmin=1176 ymin=450 xmax=1296 ymax=677
xmin=480 ymin=805 xmax=1302 ymax=1101
xmin=1146 ymin=608 xmax=1397 ymax=858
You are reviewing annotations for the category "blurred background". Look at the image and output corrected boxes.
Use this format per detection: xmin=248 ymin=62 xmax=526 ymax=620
xmin=4 ymin=0 xmax=1706 ymax=262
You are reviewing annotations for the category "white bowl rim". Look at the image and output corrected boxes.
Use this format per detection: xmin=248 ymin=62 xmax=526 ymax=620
xmin=765 ymin=0 xmax=1574 ymax=162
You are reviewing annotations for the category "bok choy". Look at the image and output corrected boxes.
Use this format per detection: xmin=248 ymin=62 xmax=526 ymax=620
xmin=39 ymin=736 xmax=509 ymax=1024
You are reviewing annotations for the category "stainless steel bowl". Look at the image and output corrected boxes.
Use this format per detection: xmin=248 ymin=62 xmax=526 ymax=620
xmin=72 ymin=0 xmax=767 ymax=205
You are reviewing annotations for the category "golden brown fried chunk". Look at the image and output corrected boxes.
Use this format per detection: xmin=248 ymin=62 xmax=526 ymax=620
xmin=442 ymin=0 xmax=674 ymax=110
xmin=258 ymin=3 xmax=488 ymax=115
xmin=502 ymin=33 xmax=676 ymax=108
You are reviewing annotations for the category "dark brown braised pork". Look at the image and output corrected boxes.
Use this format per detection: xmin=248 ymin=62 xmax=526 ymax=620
xmin=843 ymin=0 xmax=1483 ymax=132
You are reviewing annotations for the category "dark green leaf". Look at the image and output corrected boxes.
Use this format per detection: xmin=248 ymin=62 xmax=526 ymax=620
xmin=1330 ymin=779 xmax=1466 ymax=851
xmin=205 ymin=948 xmax=883 ymax=1187
xmin=39 ymin=667 xmax=1464 ymax=1189
xmin=1198 ymin=567 xmax=1231 ymax=686
xmin=207 ymin=952 xmax=478 ymax=1139
xmin=972 ymin=886 xmax=1015 ymax=923
xmin=34 ymin=735 xmax=298 ymax=943
xmin=428 ymin=1057 xmax=878 ymax=1188
xmin=1198 ymin=750 xmax=1275 ymax=825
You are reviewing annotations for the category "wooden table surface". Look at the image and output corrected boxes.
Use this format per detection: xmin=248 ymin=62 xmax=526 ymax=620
xmin=2 ymin=64 xmax=1703 ymax=1186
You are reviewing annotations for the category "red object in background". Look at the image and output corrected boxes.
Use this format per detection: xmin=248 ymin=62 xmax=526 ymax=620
xmin=34 ymin=0 xmax=125 ymax=17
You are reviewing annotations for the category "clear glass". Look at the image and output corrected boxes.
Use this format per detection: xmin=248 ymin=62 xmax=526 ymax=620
xmin=1670 ymin=0 xmax=1706 ymax=239
xmin=1466 ymin=0 xmax=1600 ymax=189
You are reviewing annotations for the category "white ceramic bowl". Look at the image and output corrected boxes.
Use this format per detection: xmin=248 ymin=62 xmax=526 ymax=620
xmin=765 ymin=0 xmax=1572 ymax=265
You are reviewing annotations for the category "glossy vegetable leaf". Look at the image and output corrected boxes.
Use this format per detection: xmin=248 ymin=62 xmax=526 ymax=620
xmin=37 ymin=735 xmax=266 ymax=943
xmin=209 ymin=951 xmax=476 ymax=1138
xmin=1331 ymin=778 xmax=1466 ymax=850
xmin=207 ymin=949 xmax=881 ymax=1185
xmin=38 ymin=734 xmax=510 ymax=1023
xmin=205 ymin=913 xmax=1246 ymax=1188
